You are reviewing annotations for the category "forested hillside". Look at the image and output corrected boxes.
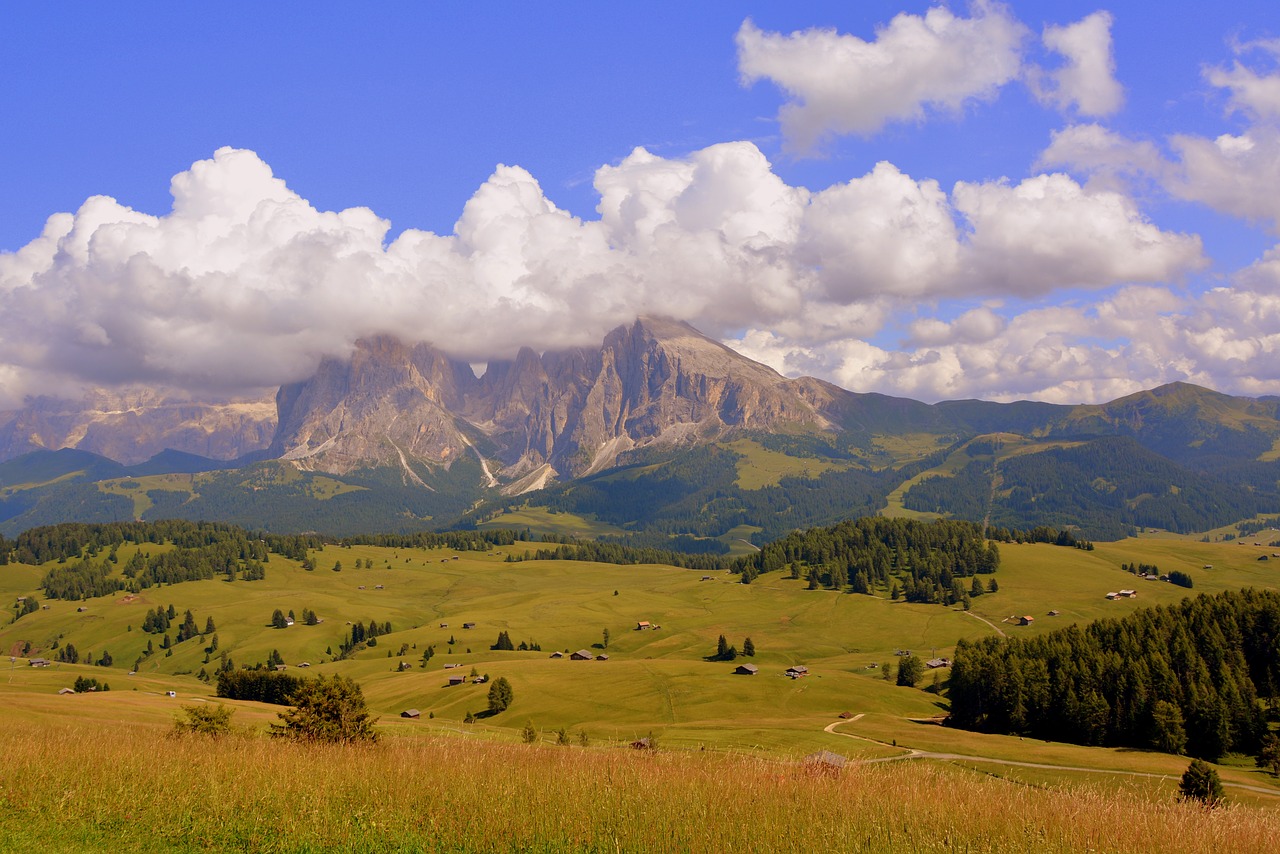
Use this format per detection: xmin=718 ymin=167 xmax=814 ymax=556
xmin=948 ymin=588 xmax=1280 ymax=761
xmin=903 ymin=437 xmax=1274 ymax=540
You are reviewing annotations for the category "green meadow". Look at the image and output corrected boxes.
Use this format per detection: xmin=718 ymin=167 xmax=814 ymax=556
xmin=725 ymin=438 xmax=853 ymax=489
xmin=3 ymin=531 xmax=1280 ymax=851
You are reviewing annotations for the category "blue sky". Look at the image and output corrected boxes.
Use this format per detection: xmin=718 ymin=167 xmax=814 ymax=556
xmin=2 ymin=2 xmax=1279 ymax=406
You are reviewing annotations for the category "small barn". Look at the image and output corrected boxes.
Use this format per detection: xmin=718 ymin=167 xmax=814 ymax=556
xmin=635 ymin=621 xmax=651 ymax=631
xmin=735 ymin=663 xmax=759 ymax=675
xmin=926 ymin=658 xmax=951 ymax=669
xmin=549 ymin=651 xmax=564 ymax=658
xmin=1019 ymin=615 xmax=1035 ymax=626
xmin=596 ymin=654 xmax=609 ymax=661
xmin=448 ymin=675 xmax=465 ymax=686
xmin=462 ymin=622 xmax=476 ymax=630
xmin=786 ymin=665 xmax=809 ymax=678
xmin=401 ymin=709 xmax=420 ymax=719
xmin=28 ymin=658 xmax=51 ymax=667
xmin=570 ymin=649 xmax=594 ymax=660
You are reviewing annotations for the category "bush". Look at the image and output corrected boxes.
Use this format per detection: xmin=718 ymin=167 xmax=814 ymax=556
xmin=270 ymin=674 xmax=378 ymax=744
xmin=1178 ymin=759 xmax=1223 ymax=806
xmin=488 ymin=676 xmax=514 ymax=714
xmin=896 ymin=655 xmax=924 ymax=687
xmin=173 ymin=703 xmax=235 ymax=737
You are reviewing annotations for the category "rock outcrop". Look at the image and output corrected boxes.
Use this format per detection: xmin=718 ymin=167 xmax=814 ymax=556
xmin=0 ymin=318 xmax=856 ymax=486
xmin=0 ymin=388 xmax=276 ymax=465
xmin=268 ymin=336 xmax=479 ymax=478
xmin=267 ymin=318 xmax=846 ymax=484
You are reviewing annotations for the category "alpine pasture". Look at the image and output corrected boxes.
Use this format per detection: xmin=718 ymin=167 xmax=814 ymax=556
xmin=3 ymin=534 xmax=1280 ymax=851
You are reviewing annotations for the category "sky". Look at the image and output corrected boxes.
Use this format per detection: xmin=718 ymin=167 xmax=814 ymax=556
xmin=2 ymin=1 xmax=1280 ymax=408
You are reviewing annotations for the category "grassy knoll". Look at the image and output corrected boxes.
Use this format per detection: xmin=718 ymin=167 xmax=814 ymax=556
xmin=98 ymin=472 xmax=365 ymax=518
xmin=1 ymin=718 xmax=1278 ymax=853
xmin=971 ymin=537 xmax=1280 ymax=632
xmin=98 ymin=473 xmax=197 ymax=517
xmin=869 ymin=431 xmax=955 ymax=465
xmin=476 ymin=505 xmax=631 ymax=539
xmin=717 ymin=523 xmax=762 ymax=557
xmin=724 ymin=438 xmax=851 ymax=489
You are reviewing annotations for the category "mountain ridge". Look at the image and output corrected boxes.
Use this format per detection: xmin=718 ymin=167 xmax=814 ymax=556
xmin=3 ymin=318 xmax=1280 ymax=541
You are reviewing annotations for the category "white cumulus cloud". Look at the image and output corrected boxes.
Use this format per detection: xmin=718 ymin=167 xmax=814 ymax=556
xmin=1205 ymin=38 xmax=1280 ymax=121
xmin=1029 ymin=11 xmax=1124 ymax=117
xmin=736 ymin=2 xmax=1027 ymax=150
xmin=0 ymin=143 xmax=1215 ymax=409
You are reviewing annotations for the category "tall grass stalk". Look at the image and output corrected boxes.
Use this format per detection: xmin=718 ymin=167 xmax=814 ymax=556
xmin=0 ymin=721 xmax=1276 ymax=852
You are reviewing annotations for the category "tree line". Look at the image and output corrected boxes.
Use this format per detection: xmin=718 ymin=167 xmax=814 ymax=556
xmin=734 ymin=517 xmax=1000 ymax=600
xmin=947 ymin=588 xmax=1280 ymax=761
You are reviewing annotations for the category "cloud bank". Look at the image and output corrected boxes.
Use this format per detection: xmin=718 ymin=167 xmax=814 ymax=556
xmin=0 ymin=142 xmax=1207 ymax=408
xmin=3 ymin=7 xmax=1280 ymax=409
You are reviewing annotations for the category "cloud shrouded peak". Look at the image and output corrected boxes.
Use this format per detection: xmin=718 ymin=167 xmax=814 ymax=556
xmin=0 ymin=142 xmax=1217 ymax=409
xmin=736 ymin=2 xmax=1027 ymax=149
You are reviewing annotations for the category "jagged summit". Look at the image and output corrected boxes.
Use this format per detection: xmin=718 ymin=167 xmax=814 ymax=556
xmin=0 ymin=388 xmax=276 ymax=466
xmin=265 ymin=317 xmax=842 ymax=483
xmin=5 ymin=320 xmax=1278 ymax=513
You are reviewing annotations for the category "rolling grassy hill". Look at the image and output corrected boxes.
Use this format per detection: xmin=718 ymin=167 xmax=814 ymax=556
xmin=4 ymin=530 xmax=1280 ymax=851
xmin=2 ymin=533 xmax=1278 ymax=787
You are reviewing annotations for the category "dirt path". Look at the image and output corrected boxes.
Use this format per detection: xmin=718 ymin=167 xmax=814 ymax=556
xmin=963 ymin=610 xmax=1007 ymax=637
xmin=821 ymin=719 xmax=1280 ymax=797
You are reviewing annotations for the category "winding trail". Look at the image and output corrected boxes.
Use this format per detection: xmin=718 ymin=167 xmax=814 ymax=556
xmin=821 ymin=720 xmax=1280 ymax=797
xmin=963 ymin=610 xmax=1007 ymax=637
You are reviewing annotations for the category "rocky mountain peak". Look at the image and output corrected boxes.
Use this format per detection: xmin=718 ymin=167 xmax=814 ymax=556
xmin=263 ymin=318 xmax=843 ymax=484
xmin=0 ymin=388 xmax=276 ymax=465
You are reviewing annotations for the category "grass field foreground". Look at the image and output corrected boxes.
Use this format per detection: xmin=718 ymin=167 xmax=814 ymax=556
xmin=0 ymin=719 xmax=1277 ymax=854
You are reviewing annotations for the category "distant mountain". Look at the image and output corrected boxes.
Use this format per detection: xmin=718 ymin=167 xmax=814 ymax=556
xmin=0 ymin=388 xmax=275 ymax=465
xmin=270 ymin=317 xmax=844 ymax=482
xmin=2 ymin=318 xmax=1280 ymax=541
xmin=0 ymin=447 xmax=125 ymax=486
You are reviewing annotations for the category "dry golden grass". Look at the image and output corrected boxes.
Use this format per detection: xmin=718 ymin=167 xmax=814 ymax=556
xmin=1 ymin=719 xmax=1277 ymax=853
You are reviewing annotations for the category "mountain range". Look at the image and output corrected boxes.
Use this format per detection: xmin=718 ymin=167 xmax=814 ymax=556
xmin=2 ymin=317 xmax=1279 ymax=542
